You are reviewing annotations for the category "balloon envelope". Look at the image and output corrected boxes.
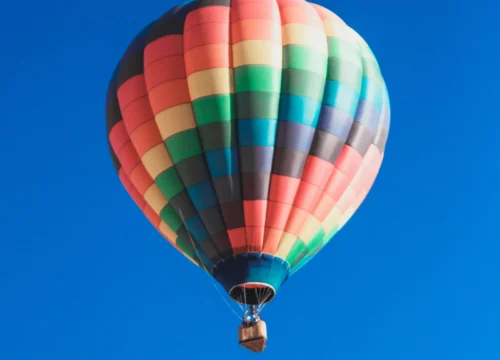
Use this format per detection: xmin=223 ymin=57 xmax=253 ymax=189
xmin=106 ymin=0 xmax=390 ymax=305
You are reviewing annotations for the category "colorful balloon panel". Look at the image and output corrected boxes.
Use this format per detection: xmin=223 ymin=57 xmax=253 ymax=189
xmin=106 ymin=0 xmax=390 ymax=303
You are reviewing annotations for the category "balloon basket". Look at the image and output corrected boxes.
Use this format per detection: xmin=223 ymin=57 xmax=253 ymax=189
xmin=238 ymin=320 xmax=267 ymax=352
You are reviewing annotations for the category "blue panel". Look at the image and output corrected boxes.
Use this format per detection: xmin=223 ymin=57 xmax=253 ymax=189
xmin=187 ymin=181 xmax=218 ymax=211
xmin=238 ymin=119 xmax=278 ymax=146
xmin=360 ymin=77 xmax=383 ymax=112
xmin=354 ymin=100 xmax=380 ymax=135
xmin=212 ymin=252 xmax=291 ymax=296
xmin=205 ymin=147 xmax=240 ymax=178
xmin=185 ymin=215 xmax=210 ymax=244
xmin=278 ymin=94 xmax=322 ymax=127
xmin=316 ymin=105 xmax=354 ymax=140
xmin=323 ymin=80 xmax=360 ymax=117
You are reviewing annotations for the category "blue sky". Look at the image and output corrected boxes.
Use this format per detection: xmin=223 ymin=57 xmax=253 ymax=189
xmin=1 ymin=0 xmax=499 ymax=359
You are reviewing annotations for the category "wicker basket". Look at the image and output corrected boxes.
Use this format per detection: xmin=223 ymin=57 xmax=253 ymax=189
xmin=238 ymin=321 xmax=267 ymax=352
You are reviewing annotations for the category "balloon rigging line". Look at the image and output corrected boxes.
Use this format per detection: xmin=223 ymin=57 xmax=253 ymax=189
xmin=178 ymin=210 xmax=242 ymax=321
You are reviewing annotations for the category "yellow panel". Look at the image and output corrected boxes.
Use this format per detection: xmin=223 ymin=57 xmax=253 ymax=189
xmin=144 ymin=184 xmax=168 ymax=214
xmin=299 ymin=215 xmax=322 ymax=244
xmin=322 ymin=208 xmax=342 ymax=234
xmin=159 ymin=221 xmax=177 ymax=245
xmin=187 ymin=68 xmax=234 ymax=101
xmin=233 ymin=40 xmax=282 ymax=68
xmin=339 ymin=206 xmax=355 ymax=229
xmin=141 ymin=143 xmax=174 ymax=179
xmin=282 ymin=24 xmax=327 ymax=55
xmin=275 ymin=232 xmax=297 ymax=259
xmin=323 ymin=21 xmax=361 ymax=45
xmin=156 ymin=103 xmax=196 ymax=140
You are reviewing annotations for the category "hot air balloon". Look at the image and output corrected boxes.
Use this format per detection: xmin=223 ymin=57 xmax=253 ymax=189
xmin=106 ymin=0 xmax=390 ymax=352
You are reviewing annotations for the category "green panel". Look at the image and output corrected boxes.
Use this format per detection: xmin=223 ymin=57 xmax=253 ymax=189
xmin=324 ymin=225 xmax=340 ymax=245
xmin=281 ymin=68 xmax=326 ymax=101
xmin=286 ymin=239 xmax=309 ymax=267
xmin=176 ymin=237 xmax=197 ymax=259
xmin=191 ymin=94 xmax=235 ymax=125
xmin=159 ymin=204 xmax=183 ymax=232
xmin=362 ymin=58 xmax=384 ymax=84
xmin=165 ymin=129 xmax=203 ymax=163
xmin=234 ymin=66 xmax=281 ymax=93
xmin=306 ymin=227 xmax=326 ymax=253
xmin=155 ymin=167 xmax=184 ymax=200
xmin=235 ymin=91 xmax=280 ymax=119
xmin=327 ymin=38 xmax=361 ymax=65
xmin=327 ymin=59 xmax=363 ymax=91
xmin=283 ymin=45 xmax=328 ymax=73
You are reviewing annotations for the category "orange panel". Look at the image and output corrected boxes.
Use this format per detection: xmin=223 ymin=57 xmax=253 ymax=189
xmin=144 ymin=204 xmax=161 ymax=227
xmin=129 ymin=120 xmax=163 ymax=157
xmin=284 ymin=206 xmax=308 ymax=237
xmin=278 ymin=3 xmax=324 ymax=28
xmin=312 ymin=192 xmax=336 ymax=222
xmin=184 ymin=44 xmax=232 ymax=75
xmin=231 ymin=19 xmax=281 ymax=43
xmin=129 ymin=165 xmax=154 ymax=195
xmin=310 ymin=3 xmax=346 ymax=24
xmin=148 ymin=79 xmax=191 ymax=115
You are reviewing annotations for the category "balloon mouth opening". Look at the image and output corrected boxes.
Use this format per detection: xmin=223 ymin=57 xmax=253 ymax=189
xmin=229 ymin=282 xmax=276 ymax=305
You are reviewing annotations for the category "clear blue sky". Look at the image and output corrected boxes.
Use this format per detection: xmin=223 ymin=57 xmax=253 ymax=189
xmin=1 ymin=0 xmax=499 ymax=359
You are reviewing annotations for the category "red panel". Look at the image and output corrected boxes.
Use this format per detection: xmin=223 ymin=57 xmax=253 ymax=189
xmin=278 ymin=1 xmax=324 ymax=28
xmin=268 ymin=175 xmax=300 ymax=204
xmin=324 ymin=168 xmax=350 ymax=201
xmin=144 ymin=35 xmax=184 ymax=66
xmin=144 ymin=204 xmax=161 ymax=227
xmin=117 ymin=75 xmax=147 ymax=110
xmin=245 ymin=227 xmax=264 ymax=252
xmin=126 ymin=179 xmax=147 ymax=209
xmin=244 ymin=200 xmax=267 ymax=227
xmin=121 ymin=96 xmax=154 ymax=134
xmin=129 ymin=120 xmax=163 ymax=157
xmin=265 ymin=201 xmax=292 ymax=230
xmin=263 ymin=227 xmax=282 ymax=254
xmin=230 ymin=0 xmax=279 ymax=22
xmin=301 ymin=155 xmax=334 ymax=187
xmin=228 ymin=227 xmax=247 ymax=254
xmin=294 ymin=180 xmax=322 ymax=212
xmin=108 ymin=121 xmax=129 ymax=154
xmin=117 ymin=141 xmax=141 ymax=175
xmin=185 ymin=6 xmax=230 ymax=29
xmin=310 ymin=3 xmax=346 ymax=24
xmin=335 ymin=145 xmax=363 ymax=180
xmin=144 ymin=55 xmax=186 ymax=91
xmin=184 ymin=22 xmax=229 ymax=50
